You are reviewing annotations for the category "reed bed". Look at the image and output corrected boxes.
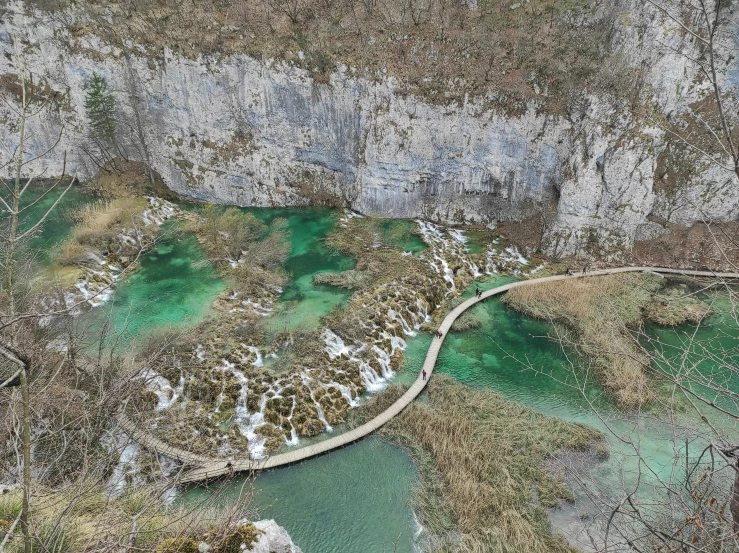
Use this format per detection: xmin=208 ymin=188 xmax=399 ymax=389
xmin=55 ymin=197 xmax=149 ymax=265
xmin=503 ymin=273 xmax=663 ymax=407
xmin=354 ymin=377 xmax=602 ymax=553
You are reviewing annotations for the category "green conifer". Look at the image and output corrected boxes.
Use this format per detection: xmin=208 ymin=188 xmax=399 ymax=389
xmin=84 ymin=72 xmax=116 ymax=146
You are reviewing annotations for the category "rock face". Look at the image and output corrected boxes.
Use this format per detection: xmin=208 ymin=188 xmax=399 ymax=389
xmin=1 ymin=0 xmax=738 ymax=256
xmin=251 ymin=520 xmax=303 ymax=553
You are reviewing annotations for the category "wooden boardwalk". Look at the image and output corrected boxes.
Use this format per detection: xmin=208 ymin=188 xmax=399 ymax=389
xmin=118 ymin=266 xmax=739 ymax=483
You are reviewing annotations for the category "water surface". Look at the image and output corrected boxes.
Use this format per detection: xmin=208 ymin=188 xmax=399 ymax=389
xmin=243 ymin=207 xmax=355 ymax=336
xmin=186 ymin=436 xmax=420 ymax=553
xmin=91 ymin=231 xmax=226 ymax=345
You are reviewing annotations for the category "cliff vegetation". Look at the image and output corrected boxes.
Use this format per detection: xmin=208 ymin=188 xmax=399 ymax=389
xmin=24 ymin=0 xmax=639 ymax=114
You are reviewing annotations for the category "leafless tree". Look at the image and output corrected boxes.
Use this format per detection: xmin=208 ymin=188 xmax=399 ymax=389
xmin=0 ymin=49 xmax=255 ymax=553
xmin=515 ymin=271 xmax=739 ymax=552
xmin=0 ymin=47 xmax=77 ymax=553
xmin=646 ymin=0 xmax=739 ymax=181
xmin=271 ymin=0 xmax=304 ymax=24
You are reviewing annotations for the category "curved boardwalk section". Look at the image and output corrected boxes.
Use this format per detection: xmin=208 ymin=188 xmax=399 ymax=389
xmin=120 ymin=267 xmax=739 ymax=483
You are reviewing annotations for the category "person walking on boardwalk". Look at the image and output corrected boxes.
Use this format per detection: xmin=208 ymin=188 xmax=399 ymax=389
xmin=582 ymin=265 xmax=587 ymax=275
xmin=422 ymin=369 xmax=427 ymax=380
xmin=475 ymin=287 xmax=481 ymax=298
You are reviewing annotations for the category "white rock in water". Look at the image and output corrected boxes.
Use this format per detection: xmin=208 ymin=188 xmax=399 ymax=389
xmin=249 ymin=520 xmax=302 ymax=553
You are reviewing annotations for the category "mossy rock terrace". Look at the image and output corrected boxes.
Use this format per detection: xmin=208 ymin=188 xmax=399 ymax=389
xmin=132 ymin=217 xmax=533 ymax=459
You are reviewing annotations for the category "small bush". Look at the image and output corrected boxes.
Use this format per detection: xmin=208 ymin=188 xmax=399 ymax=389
xmin=155 ymin=537 xmax=201 ymax=553
xmin=312 ymin=269 xmax=371 ymax=289
xmin=0 ymin=491 xmax=21 ymax=520
xmin=207 ymin=522 xmax=263 ymax=553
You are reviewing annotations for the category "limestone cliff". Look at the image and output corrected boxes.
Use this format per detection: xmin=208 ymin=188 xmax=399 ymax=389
xmin=0 ymin=0 xmax=737 ymax=256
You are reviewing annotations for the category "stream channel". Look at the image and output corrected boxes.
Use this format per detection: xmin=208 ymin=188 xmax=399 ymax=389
xmin=24 ymin=190 xmax=739 ymax=553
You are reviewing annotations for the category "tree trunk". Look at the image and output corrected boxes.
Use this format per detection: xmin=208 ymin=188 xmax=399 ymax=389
xmin=122 ymin=49 xmax=156 ymax=187
xmin=20 ymin=367 xmax=32 ymax=553
xmin=732 ymin=460 xmax=739 ymax=534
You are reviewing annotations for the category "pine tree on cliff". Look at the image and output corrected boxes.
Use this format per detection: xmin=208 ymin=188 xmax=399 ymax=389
xmin=84 ymin=72 xmax=120 ymax=168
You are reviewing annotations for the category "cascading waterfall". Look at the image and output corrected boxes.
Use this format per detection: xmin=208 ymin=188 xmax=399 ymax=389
xmin=301 ymin=373 xmax=333 ymax=432
xmin=285 ymin=396 xmax=299 ymax=446
xmin=46 ymin=197 xmax=182 ymax=319
xmin=243 ymin=345 xmax=264 ymax=367
xmin=134 ymin=211 xmax=538 ymax=460
xmin=139 ymin=368 xmax=184 ymax=410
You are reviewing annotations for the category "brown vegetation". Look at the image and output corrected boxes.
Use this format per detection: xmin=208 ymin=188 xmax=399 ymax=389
xmin=503 ymin=273 xmax=721 ymax=408
xmin=631 ymin=220 xmax=739 ymax=272
xmin=324 ymin=217 xmax=428 ymax=287
xmin=27 ymin=0 xmax=639 ymax=114
xmin=352 ymin=376 xmax=603 ymax=553
xmin=643 ymin=283 xmax=713 ymax=326
xmin=189 ymin=204 xmax=291 ymax=294
xmin=86 ymin=160 xmax=177 ymax=201
xmin=503 ymin=273 xmax=663 ymax=407
xmin=0 ymin=486 xmax=260 ymax=553
xmin=312 ymin=269 xmax=372 ymax=289
xmin=54 ymin=197 xmax=150 ymax=265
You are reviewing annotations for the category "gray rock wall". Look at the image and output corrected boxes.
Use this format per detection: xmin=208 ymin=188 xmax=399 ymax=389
xmin=1 ymin=0 xmax=737 ymax=256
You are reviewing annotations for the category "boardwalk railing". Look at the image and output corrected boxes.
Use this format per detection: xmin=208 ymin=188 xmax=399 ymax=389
xmin=117 ymin=267 xmax=739 ymax=483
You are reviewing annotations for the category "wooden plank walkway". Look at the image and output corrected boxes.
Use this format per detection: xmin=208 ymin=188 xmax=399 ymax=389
xmin=117 ymin=266 xmax=739 ymax=483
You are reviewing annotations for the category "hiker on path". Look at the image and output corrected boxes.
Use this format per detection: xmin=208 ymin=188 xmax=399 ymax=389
xmin=587 ymin=263 xmax=592 ymax=273
xmin=475 ymin=287 xmax=480 ymax=298
xmin=422 ymin=370 xmax=427 ymax=380
xmin=582 ymin=266 xmax=587 ymax=275
xmin=565 ymin=267 xmax=573 ymax=276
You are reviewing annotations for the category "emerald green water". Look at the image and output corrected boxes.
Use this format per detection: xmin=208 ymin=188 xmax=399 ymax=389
xmin=645 ymin=292 xmax=739 ymax=417
xmin=381 ymin=219 xmax=427 ymax=253
xmin=461 ymin=229 xmax=495 ymax=254
xmin=226 ymin=207 xmax=356 ymax=335
xmin=407 ymin=279 xmax=739 ymax=546
xmin=186 ymin=436 xmax=419 ymax=553
xmin=426 ymin=293 xmax=725 ymax=474
xmin=91 ymin=231 xmax=226 ymax=345
xmin=20 ymin=194 xmax=739 ymax=551
xmin=86 ymin=206 xmax=356 ymax=346
xmin=17 ymin=184 xmax=95 ymax=262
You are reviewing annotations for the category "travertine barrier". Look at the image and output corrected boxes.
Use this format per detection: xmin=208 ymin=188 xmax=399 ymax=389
xmin=117 ymin=267 xmax=739 ymax=483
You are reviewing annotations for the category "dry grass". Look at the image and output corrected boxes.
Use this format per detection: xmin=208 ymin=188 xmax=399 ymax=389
xmin=0 ymin=485 xmax=258 ymax=553
xmin=74 ymin=197 xmax=148 ymax=235
xmin=354 ymin=376 xmax=602 ymax=553
xmin=56 ymin=240 xmax=88 ymax=265
xmin=643 ymin=284 xmax=713 ymax=326
xmin=312 ymin=269 xmax=372 ymax=289
xmin=87 ymin=160 xmax=176 ymax=200
xmin=503 ymin=273 xmax=664 ymax=407
xmin=52 ymin=197 xmax=149 ymax=262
